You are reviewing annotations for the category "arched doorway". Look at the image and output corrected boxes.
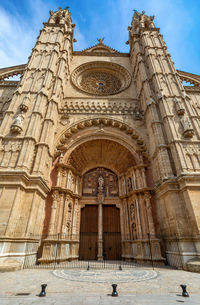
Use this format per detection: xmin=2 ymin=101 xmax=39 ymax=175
xmin=40 ymin=134 xmax=164 ymax=265
xmin=79 ymin=167 xmax=121 ymax=260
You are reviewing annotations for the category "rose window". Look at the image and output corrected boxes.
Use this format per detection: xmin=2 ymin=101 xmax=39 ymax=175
xmin=71 ymin=61 xmax=131 ymax=96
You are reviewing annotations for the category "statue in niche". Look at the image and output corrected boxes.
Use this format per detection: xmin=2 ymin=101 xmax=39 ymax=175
xmin=59 ymin=152 xmax=64 ymax=163
xmin=181 ymin=117 xmax=194 ymax=138
xmin=130 ymin=203 xmax=135 ymax=220
xmin=67 ymin=171 xmax=74 ymax=190
xmin=127 ymin=177 xmax=133 ymax=192
xmin=13 ymin=113 xmax=24 ymax=126
xmin=98 ymin=176 xmax=104 ymax=189
xmin=82 ymin=168 xmax=118 ymax=197
xmin=11 ymin=113 xmax=24 ymax=134
xmin=181 ymin=117 xmax=192 ymax=130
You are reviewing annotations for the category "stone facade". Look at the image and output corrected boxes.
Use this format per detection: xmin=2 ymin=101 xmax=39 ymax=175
xmin=0 ymin=8 xmax=200 ymax=269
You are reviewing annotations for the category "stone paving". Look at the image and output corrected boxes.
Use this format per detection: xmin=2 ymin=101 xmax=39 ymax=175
xmin=0 ymin=266 xmax=200 ymax=304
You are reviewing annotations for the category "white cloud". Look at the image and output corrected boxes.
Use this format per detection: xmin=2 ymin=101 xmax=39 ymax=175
xmin=0 ymin=0 xmax=199 ymax=74
xmin=0 ymin=7 xmax=37 ymax=67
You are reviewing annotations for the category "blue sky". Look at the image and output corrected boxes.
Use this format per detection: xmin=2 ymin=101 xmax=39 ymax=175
xmin=0 ymin=0 xmax=199 ymax=75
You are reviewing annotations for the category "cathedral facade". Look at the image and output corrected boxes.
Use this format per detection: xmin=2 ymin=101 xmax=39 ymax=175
xmin=0 ymin=8 xmax=200 ymax=270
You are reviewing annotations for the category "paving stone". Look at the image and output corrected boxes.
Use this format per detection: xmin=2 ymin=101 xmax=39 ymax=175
xmin=0 ymin=267 xmax=200 ymax=304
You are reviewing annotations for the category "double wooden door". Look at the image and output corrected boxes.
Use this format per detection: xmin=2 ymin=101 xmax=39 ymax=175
xmin=79 ymin=205 xmax=121 ymax=260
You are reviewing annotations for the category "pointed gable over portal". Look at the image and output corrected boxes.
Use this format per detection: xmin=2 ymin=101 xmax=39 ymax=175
xmin=73 ymin=38 xmax=124 ymax=56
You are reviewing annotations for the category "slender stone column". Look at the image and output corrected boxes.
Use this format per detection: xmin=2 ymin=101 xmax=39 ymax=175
xmin=97 ymin=176 xmax=104 ymax=261
xmin=97 ymin=203 xmax=103 ymax=260
xmin=135 ymin=196 xmax=142 ymax=239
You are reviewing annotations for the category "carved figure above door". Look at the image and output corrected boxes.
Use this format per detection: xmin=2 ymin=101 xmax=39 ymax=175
xmin=82 ymin=167 xmax=118 ymax=197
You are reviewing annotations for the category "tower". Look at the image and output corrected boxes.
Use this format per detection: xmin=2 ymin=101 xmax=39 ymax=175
xmin=0 ymin=8 xmax=199 ymax=271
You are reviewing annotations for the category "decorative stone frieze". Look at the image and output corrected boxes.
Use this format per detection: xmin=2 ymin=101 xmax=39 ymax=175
xmin=60 ymin=100 xmax=144 ymax=118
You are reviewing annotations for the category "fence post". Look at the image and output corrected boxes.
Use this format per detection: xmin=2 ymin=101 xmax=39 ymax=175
xmin=22 ymin=240 xmax=29 ymax=269
xmin=54 ymin=233 xmax=60 ymax=269
xmin=147 ymin=233 xmax=154 ymax=269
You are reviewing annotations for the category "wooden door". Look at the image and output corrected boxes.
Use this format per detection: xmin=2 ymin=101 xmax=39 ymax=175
xmin=103 ymin=205 xmax=121 ymax=260
xmin=79 ymin=205 xmax=98 ymax=260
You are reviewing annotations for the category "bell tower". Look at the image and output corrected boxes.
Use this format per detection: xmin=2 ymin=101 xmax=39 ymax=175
xmin=0 ymin=7 xmax=75 ymax=269
xmin=128 ymin=10 xmax=200 ymax=267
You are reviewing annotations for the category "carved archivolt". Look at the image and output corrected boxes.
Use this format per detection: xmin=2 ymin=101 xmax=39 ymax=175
xmin=56 ymin=118 xmax=147 ymax=155
xmin=71 ymin=61 xmax=131 ymax=96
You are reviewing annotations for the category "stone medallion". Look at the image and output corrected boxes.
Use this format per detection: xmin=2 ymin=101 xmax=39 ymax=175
xmin=71 ymin=61 xmax=131 ymax=96
xmin=53 ymin=269 xmax=158 ymax=283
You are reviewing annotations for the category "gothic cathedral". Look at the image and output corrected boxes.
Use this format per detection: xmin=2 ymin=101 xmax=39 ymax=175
xmin=0 ymin=8 xmax=200 ymax=271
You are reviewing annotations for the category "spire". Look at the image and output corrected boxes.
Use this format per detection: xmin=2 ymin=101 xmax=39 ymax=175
xmin=48 ymin=7 xmax=72 ymax=26
xmin=47 ymin=7 xmax=76 ymax=41
xmin=130 ymin=10 xmax=155 ymax=34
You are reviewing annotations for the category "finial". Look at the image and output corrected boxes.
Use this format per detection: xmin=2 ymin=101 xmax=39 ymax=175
xmin=97 ymin=38 xmax=104 ymax=44
xmin=58 ymin=7 xmax=62 ymax=11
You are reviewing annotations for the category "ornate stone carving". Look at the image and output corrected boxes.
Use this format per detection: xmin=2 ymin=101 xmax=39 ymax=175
xmin=60 ymin=101 xmax=144 ymax=118
xmin=82 ymin=167 xmax=118 ymax=197
xmin=0 ymin=140 xmax=22 ymax=152
xmin=80 ymin=71 xmax=121 ymax=95
xmin=49 ymin=7 xmax=72 ymax=25
xmin=130 ymin=10 xmax=155 ymax=35
xmin=71 ymin=61 xmax=131 ymax=96
xmin=56 ymin=118 xmax=147 ymax=156
xmin=174 ymin=98 xmax=185 ymax=116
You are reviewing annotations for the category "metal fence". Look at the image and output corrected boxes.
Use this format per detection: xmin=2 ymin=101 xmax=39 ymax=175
xmin=22 ymin=233 xmax=190 ymax=270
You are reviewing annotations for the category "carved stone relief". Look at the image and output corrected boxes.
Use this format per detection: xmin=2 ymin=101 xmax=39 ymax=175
xmin=60 ymin=101 xmax=144 ymax=120
xmin=0 ymin=140 xmax=22 ymax=152
xmin=82 ymin=167 xmax=118 ymax=197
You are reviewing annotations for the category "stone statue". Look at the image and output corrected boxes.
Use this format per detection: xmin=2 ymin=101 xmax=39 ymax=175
xmin=98 ymin=176 xmax=104 ymax=188
xmin=181 ymin=117 xmax=194 ymax=138
xmin=10 ymin=113 xmax=24 ymax=134
xmin=59 ymin=152 xmax=64 ymax=163
xmin=13 ymin=113 xmax=24 ymax=127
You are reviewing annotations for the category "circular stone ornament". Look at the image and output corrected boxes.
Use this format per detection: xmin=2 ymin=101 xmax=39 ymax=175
xmin=71 ymin=61 xmax=131 ymax=96
xmin=53 ymin=269 xmax=158 ymax=283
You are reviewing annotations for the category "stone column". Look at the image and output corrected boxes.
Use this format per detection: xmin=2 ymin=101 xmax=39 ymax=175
xmin=97 ymin=176 xmax=104 ymax=261
xmin=97 ymin=203 xmax=103 ymax=260
xmin=135 ymin=196 xmax=142 ymax=239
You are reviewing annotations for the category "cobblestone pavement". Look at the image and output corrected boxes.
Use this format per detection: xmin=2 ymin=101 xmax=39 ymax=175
xmin=0 ymin=267 xmax=200 ymax=304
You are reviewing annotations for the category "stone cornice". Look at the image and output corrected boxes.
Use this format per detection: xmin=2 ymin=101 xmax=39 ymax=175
xmin=0 ymin=171 xmax=50 ymax=198
xmin=120 ymin=187 xmax=152 ymax=198
xmin=154 ymin=174 xmax=200 ymax=198
xmin=56 ymin=163 xmax=81 ymax=176
xmin=51 ymin=186 xmax=80 ymax=199
xmin=73 ymin=51 xmax=129 ymax=57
